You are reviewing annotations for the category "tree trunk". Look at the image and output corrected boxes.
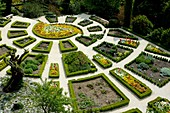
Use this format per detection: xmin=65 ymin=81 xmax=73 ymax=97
xmin=62 ymin=0 xmax=70 ymax=14
xmin=5 ymin=0 xmax=12 ymax=16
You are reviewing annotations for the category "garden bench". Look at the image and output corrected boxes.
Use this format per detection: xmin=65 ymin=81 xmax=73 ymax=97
xmin=6 ymin=14 xmax=13 ymax=19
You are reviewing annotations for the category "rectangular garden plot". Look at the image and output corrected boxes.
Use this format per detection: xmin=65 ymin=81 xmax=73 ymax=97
xmin=13 ymin=36 xmax=36 ymax=48
xmin=118 ymin=39 xmax=140 ymax=48
xmin=31 ymin=40 xmax=53 ymax=53
xmin=8 ymin=30 xmax=28 ymax=38
xmin=90 ymin=34 xmax=104 ymax=40
xmin=125 ymin=52 xmax=170 ymax=87
xmin=108 ymin=29 xmax=138 ymax=40
xmin=0 ymin=18 xmax=11 ymax=27
xmin=45 ymin=15 xmax=58 ymax=23
xmin=89 ymin=15 xmax=109 ymax=27
xmin=87 ymin=25 xmax=102 ymax=32
xmin=78 ymin=19 xmax=93 ymax=27
xmin=122 ymin=108 xmax=142 ymax=113
xmin=68 ymin=73 xmax=129 ymax=112
xmin=49 ymin=63 xmax=59 ymax=78
xmin=145 ymin=44 xmax=170 ymax=57
xmin=0 ymin=44 xmax=16 ymax=60
xmin=110 ymin=68 xmax=152 ymax=99
xmin=147 ymin=97 xmax=170 ymax=113
xmin=62 ymin=51 xmax=97 ymax=77
xmin=76 ymin=36 xmax=97 ymax=46
xmin=93 ymin=41 xmax=133 ymax=63
xmin=11 ymin=21 xmax=30 ymax=28
xmin=93 ymin=54 xmax=112 ymax=68
xmin=59 ymin=39 xmax=77 ymax=53
xmin=65 ymin=16 xmax=77 ymax=23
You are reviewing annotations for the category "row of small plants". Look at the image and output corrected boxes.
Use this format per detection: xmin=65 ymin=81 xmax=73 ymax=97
xmin=59 ymin=39 xmax=78 ymax=52
xmin=122 ymin=108 xmax=142 ymax=113
xmin=78 ymin=19 xmax=93 ymax=27
xmin=49 ymin=63 xmax=59 ymax=78
xmin=0 ymin=18 xmax=11 ymax=27
xmin=11 ymin=21 xmax=30 ymax=28
xmin=76 ymin=35 xmax=97 ymax=46
xmin=8 ymin=30 xmax=28 ymax=38
xmin=93 ymin=54 xmax=112 ymax=68
xmin=68 ymin=73 xmax=130 ymax=112
xmin=87 ymin=25 xmax=102 ymax=32
xmin=89 ymin=15 xmax=109 ymax=27
xmin=65 ymin=16 xmax=77 ymax=23
xmin=109 ymin=68 xmax=152 ymax=99
xmin=118 ymin=39 xmax=140 ymax=48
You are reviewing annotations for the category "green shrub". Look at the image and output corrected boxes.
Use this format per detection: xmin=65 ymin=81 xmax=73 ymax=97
xmin=151 ymin=66 xmax=159 ymax=72
xmin=24 ymin=64 xmax=38 ymax=71
xmin=24 ymin=68 xmax=33 ymax=74
xmin=137 ymin=62 xmax=149 ymax=70
xmin=160 ymin=67 xmax=170 ymax=77
xmin=109 ymin=18 xmax=120 ymax=27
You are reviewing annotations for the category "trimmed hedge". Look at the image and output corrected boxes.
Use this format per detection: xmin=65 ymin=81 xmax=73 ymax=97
xmin=0 ymin=30 xmax=1 ymax=40
xmin=0 ymin=44 xmax=16 ymax=60
xmin=87 ymin=25 xmax=102 ymax=32
xmin=7 ymin=30 xmax=28 ymax=38
xmin=0 ymin=59 xmax=8 ymax=71
xmin=11 ymin=21 xmax=30 ymax=28
xmin=59 ymin=39 xmax=78 ymax=53
xmin=45 ymin=15 xmax=58 ymax=23
xmin=65 ymin=16 xmax=77 ymax=23
xmin=31 ymin=40 xmax=53 ymax=53
xmin=110 ymin=68 xmax=152 ymax=99
xmin=62 ymin=51 xmax=97 ymax=77
xmin=49 ymin=63 xmax=59 ymax=78
xmin=118 ymin=40 xmax=140 ymax=48
xmin=78 ymin=19 xmax=93 ymax=27
xmin=89 ymin=15 xmax=109 ymax=27
xmin=13 ymin=36 xmax=36 ymax=48
xmin=93 ymin=54 xmax=112 ymax=68
xmin=93 ymin=41 xmax=133 ymax=63
xmin=122 ymin=108 xmax=142 ymax=113
xmin=0 ymin=18 xmax=11 ymax=27
xmin=125 ymin=52 xmax=170 ymax=87
xmin=68 ymin=73 xmax=129 ymax=112
xmin=76 ymin=36 xmax=97 ymax=46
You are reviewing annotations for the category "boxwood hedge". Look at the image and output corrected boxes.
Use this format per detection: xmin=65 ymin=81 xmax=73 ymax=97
xmin=59 ymin=39 xmax=78 ymax=52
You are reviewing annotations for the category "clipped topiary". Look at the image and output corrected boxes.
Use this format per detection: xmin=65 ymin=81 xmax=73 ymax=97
xmin=160 ymin=67 xmax=170 ymax=77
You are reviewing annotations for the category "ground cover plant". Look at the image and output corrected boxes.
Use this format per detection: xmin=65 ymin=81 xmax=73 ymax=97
xmin=93 ymin=41 xmax=133 ymax=62
xmin=65 ymin=16 xmax=77 ymax=23
xmin=62 ymin=51 xmax=97 ymax=77
xmin=110 ymin=68 xmax=152 ymax=99
xmin=93 ymin=54 xmax=112 ymax=68
xmin=45 ymin=15 xmax=58 ymax=23
xmin=108 ymin=29 xmax=138 ymax=40
xmin=49 ymin=63 xmax=59 ymax=78
xmin=68 ymin=73 xmax=129 ymax=112
xmin=31 ymin=40 xmax=53 ymax=53
xmin=0 ymin=44 xmax=16 ymax=60
xmin=59 ymin=39 xmax=78 ymax=52
xmin=89 ymin=15 xmax=109 ymax=27
xmin=145 ymin=44 xmax=170 ymax=57
xmin=125 ymin=52 xmax=170 ymax=87
xmin=90 ymin=34 xmax=104 ymax=40
xmin=0 ymin=18 xmax=11 ymax=27
xmin=11 ymin=21 xmax=30 ymax=28
xmin=118 ymin=39 xmax=140 ymax=48
xmin=78 ymin=19 xmax=93 ymax=27
xmin=87 ymin=25 xmax=102 ymax=32
xmin=76 ymin=35 xmax=97 ymax=46
xmin=13 ymin=36 xmax=36 ymax=48
xmin=32 ymin=22 xmax=83 ymax=39
xmin=7 ymin=30 xmax=28 ymax=38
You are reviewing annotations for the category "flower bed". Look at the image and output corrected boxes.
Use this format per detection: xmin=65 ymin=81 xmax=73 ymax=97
xmin=122 ymin=108 xmax=142 ymax=113
xmin=93 ymin=54 xmax=112 ymax=68
xmin=7 ymin=30 xmax=28 ymax=38
xmin=65 ymin=16 xmax=77 ymax=23
xmin=31 ymin=40 xmax=53 ymax=53
xmin=87 ymin=25 xmax=102 ymax=32
xmin=89 ymin=15 xmax=109 ymax=27
xmin=11 ymin=21 xmax=30 ymax=28
xmin=125 ymin=52 xmax=170 ymax=87
xmin=68 ymin=73 xmax=129 ymax=112
xmin=118 ymin=39 xmax=140 ymax=48
xmin=76 ymin=36 xmax=97 ymax=46
xmin=108 ymin=29 xmax=138 ymax=40
xmin=13 ymin=36 xmax=36 ymax=48
xmin=45 ymin=15 xmax=58 ymax=23
xmin=93 ymin=41 xmax=133 ymax=63
xmin=147 ymin=97 xmax=170 ymax=113
xmin=0 ymin=44 xmax=16 ymax=60
xmin=0 ymin=18 xmax=11 ymax=27
xmin=110 ymin=68 xmax=152 ymax=99
xmin=49 ymin=63 xmax=59 ymax=78
xmin=90 ymin=34 xmax=104 ymax=40
xmin=62 ymin=51 xmax=97 ymax=77
xmin=145 ymin=44 xmax=170 ymax=57
xmin=59 ymin=39 xmax=78 ymax=52
xmin=32 ymin=22 xmax=83 ymax=39
xmin=78 ymin=19 xmax=93 ymax=27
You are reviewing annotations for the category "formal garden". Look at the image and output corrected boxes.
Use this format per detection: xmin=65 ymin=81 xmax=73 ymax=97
xmin=0 ymin=0 xmax=170 ymax=112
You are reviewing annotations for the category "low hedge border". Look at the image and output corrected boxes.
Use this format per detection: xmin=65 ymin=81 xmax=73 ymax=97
xmin=45 ymin=15 xmax=58 ymax=23
xmin=124 ymin=52 xmax=170 ymax=87
xmin=13 ymin=36 xmax=36 ymax=48
xmin=68 ymin=73 xmax=130 ymax=112
xmin=59 ymin=39 xmax=78 ymax=53
xmin=78 ymin=19 xmax=93 ymax=27
xmin=0 ymin=59 xmax=8 ymax=71
xmin=49 ymin=63 xmax=59 ymax=78
xmin=90 ymin=34 xmax=104 ymax=40
xmin=0 ymin=44 xmax=16 ymax=60
xmin=65 ymin=16 xmax=77 ymax=23
xmin=93 ymin=42 xmax=133 ymax=63
xmin=118 ymin=40 xmax=140 ymax=48
xmin=89 ymin=15 xmax=109 ymax=27
xmin=76 ymin=36 xmax=97 ymax=46
xmin=122 ymin=108 xmax=142 ymax=113
xmin=62 ymin=51 xmax=97 ymax=77
xmin=11 ymin=21 xmax=30 ymax=28
xmin=0 ymin=30 xmax=1 ymax=40
xmin=87 ymin=25 xmax=102 ymax=32
xmin=0 ymin=18 xmax=11 ymax=27
xmin=31 ymin=40 xmax=53 ymax=53
xmin=93 ymin=54 xmax=112 ymax=68
xmin=7 ymin=30 xmax=28 ymax=38
xmin=110 ymin=68 xmax=152 ymax=99
xmin=145 ymin=44 xmax=170 ymax=57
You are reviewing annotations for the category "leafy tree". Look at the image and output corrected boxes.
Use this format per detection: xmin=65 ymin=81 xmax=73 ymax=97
xmin=4 ymin=0 xmax=12 ymax=15
xmin=0 ymin=0 xmax=5 ymax=16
